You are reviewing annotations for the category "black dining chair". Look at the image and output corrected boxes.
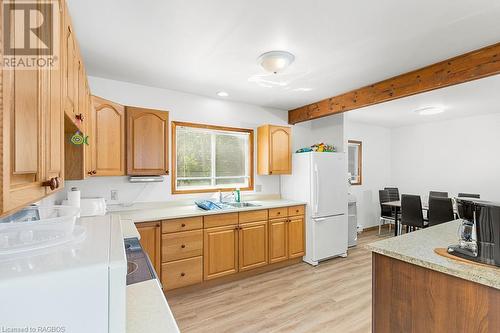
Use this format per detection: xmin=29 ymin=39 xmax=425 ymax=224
xmin=401 ymin=194 xmax=427 ymax=232
xmin=428 ymin=197 xmax=455 ymax=226
xmin=384 ymin=187 xmax=400 ymax=202
xmin=458 ymin=193 xmax=480 ymax=199
xmin=429 ymin=191 xmax=448 ymax=198
xmin=378 ymin=190 xmax=396 ymax=235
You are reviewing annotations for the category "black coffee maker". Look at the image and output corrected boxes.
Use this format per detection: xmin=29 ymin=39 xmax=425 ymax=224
xmin=448 ymin=198 xmax=500 ymax=267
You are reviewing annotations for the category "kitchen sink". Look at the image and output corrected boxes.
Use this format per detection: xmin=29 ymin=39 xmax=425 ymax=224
xmin=225 ymin=202 xmax=261 ymax=208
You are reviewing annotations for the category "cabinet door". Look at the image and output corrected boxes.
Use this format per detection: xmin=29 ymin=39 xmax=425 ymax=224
xmin=126 ymin=107 xmax=169 ymax=175
xmin=204 ymin=225 xmax=238 ymax=280
xmin=239 ymin=220 xmax=268 ymax=271
xmin=288 ymin=216 xmax=305 ymax=258
xmin=1 ymin=14 xmax=46 ymax=215
xmin=63 ymin=20 xmax=76 ymax=118
xmin=45 ymin=2 xmax=64 ymax=194
xmin=269 ymin=218 xmax=289 ymax=263
xmin=136 ymin=221 xmax=161 ymax=274
xmin=269 ymin=126 xmax=291 ymax=174
xmin=91 ymin=96 xmax=125 ymax=176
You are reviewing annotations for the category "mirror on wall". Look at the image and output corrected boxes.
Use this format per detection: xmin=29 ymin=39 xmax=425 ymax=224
xmin=348 ymin=140 xmax=362 ymax=185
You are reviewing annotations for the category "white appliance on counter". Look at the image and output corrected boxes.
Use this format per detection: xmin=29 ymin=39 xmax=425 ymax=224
xmin=281 ymin=152 xmax=348 ymax=266
xmin=0 ymin=215 xmax=126 ymax=333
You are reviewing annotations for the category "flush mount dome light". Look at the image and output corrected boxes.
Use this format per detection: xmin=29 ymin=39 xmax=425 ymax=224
xmin=258 ymin=51 xmax=295 ymax=74
xmin=415 ymin=106 xmax=445 ymax=116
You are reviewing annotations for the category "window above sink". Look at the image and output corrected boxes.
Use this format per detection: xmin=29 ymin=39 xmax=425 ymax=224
xmin=172 ymin=122 xmax=254 ymax=194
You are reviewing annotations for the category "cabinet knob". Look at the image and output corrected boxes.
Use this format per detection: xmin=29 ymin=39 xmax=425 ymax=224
xmin=180 ymin=272 xmax=185 ymax=277
xmin=269 ymin=171 xmax=273 ymax=175
xmin=165 ymin=170 xmax=169 ymax=175
xmin=92 ymin=170 xmax=97 ymax=175
xmin=277 ymin=212 xmax=281 ymax=215
xmin=42 ymin=178 xmax=58 ymax=190
xmin=181 ymin=223 xmax=186 ymax=227
xmin=87 ymin=171 xmax=93 ymax=176
xmin=181 ymin=244 xmax=185 ymax=248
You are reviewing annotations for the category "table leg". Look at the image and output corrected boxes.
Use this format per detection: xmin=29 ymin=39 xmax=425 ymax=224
xmin=394 ymin=207 xmax=399 ymax=237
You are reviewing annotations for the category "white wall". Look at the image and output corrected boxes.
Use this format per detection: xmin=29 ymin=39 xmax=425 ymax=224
xmin=391 ymin=113 xmax=500 ymax=202
xmin=344 ymin=119 xmax=391 ymax=228
xmin=52 ymin=76 xmax=345 ymax=204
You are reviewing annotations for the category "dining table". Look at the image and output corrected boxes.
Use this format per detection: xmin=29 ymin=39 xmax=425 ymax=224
xmin=382 ymin=200 xmax=458 ymax=236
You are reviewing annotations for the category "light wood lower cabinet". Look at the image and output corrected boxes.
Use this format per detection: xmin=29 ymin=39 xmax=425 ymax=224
xmin=239 ymin=220 xmax=268 ymax=271
xmin=162 ymin=256 xmax=203 ymax=290
xmin=288 ymin=216 xmax=305 ymax=258
xmin=204 ymin=224 xmax=239 ymax=280
xmin=269 ymin=218 xmax=289 ymax=263
xmin=160 ymin=206 xmax=305 ymax=291
xmin=162 ymin=230 xmax=202 ymax=262
xmin=135 ymin=221 xmax=161 ymax=275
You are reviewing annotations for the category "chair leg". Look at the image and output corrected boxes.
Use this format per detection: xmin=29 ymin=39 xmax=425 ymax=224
xmin=378 ymin=218 xmax=382 ymax=235
xmin=388 ymin=222 xmax=392 ymax=233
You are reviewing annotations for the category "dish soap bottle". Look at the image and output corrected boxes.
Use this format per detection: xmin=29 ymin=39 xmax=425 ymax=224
xmin=234 ymin=188 xmax=241 ymax=203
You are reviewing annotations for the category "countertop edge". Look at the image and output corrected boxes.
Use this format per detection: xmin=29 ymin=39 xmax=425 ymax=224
xmin=367 ymin=245 xmax=500 ymax=290
xmin=115 ymin=200 xmax=307 ymax=224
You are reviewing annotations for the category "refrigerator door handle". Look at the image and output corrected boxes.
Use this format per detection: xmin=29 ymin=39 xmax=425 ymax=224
xmin=314 ymin=164 xmax=319 ymax=215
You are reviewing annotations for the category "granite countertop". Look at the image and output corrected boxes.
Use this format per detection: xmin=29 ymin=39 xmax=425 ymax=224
xmin=110 ymin=199 xmax=306 ymax=223
xmin=127 ymin=279 xmax=179 ymax=333
xmin=367 ymin=220 xmax=500 ymax=290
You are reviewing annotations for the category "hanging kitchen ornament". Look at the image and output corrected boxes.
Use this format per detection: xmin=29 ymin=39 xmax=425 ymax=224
xmin=70 ymin=130 xmax=89 ymax=145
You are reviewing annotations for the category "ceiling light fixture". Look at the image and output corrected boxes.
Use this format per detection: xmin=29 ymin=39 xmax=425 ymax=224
xmin=216 ymin=91 xmax=229 ymax=97
xmin=415 ymin=106 xmax=445 ymax=116
xmin=258 ymin=51 xmax=295 ymax=74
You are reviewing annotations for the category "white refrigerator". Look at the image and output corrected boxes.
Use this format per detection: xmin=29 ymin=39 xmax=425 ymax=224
xmin=281 ymin=152 xmax=348 ymax=266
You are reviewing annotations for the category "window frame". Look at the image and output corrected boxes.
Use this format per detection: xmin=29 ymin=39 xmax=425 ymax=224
xmin=348 ymin=140 xmax=362 ymax=186
xmin=171 ymin=121 xmax=254 ymax=194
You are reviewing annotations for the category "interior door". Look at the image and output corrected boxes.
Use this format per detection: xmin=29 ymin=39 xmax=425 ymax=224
xmin=311 ymin=153 xmax=347 ymax=218
xmin=126 ymin=107 xmax=169 ymax=175
xmin=239 ymin=220 xmax=268 ymax=271
xmin=92 ymin=96 xmax=125 ymax=176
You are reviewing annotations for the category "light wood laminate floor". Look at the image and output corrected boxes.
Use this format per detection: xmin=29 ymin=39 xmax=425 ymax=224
xmin=167 ymin=228 xmax=391 ymax=333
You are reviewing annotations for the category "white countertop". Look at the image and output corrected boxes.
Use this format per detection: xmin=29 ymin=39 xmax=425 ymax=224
xmin=367 ymin=220 xmax=500 ymax=289
xmin=111 ymin=199 xmax=306 ymax=223
xmin=126 ymin=279 xmax=179 ymax=333
xmin=121 ymin=219 xmax=140 ymax=239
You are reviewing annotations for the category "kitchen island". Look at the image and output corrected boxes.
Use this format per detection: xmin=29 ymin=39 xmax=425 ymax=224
xmin=367 ymin=220 xmax=500 ymax=333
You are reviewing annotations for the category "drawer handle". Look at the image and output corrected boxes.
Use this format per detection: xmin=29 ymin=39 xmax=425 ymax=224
xmin=180 ymin=272 xmax=185 ymax=277
xmin=296 ymin=210 xmax=299 ymax=213
xmin=181 ymin=223 xmax=186 ymax=227
xmin=277 ymin=212 xmax=281 ymax=215
xmin=181 ymin=244 xmax=186 ymax=248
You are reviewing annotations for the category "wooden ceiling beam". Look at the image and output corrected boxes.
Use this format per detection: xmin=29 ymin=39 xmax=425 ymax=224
xmin=288 ymin=42 xmax=500 ymax=124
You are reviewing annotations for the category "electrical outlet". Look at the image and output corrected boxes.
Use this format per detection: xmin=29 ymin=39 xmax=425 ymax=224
xmin=110 ymin=190 xmax=118 ymax=201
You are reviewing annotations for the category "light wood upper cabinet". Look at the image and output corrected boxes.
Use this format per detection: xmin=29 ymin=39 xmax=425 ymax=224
xmin=204 ymin=225 xmax=239 ymax=280
xmin=269 ymin=218 xmax=289 ymax=263
xmin=257 ymin=125 xmax=292 ymax=175
xmin=239 ymin=220 xmax=268 ymax=271
xmin=288 ymin=216 xmax=305 ymax=259
xmin=136 ymin=221 xmax=162 ymax=275
xmin=126 ymin=107 xmax=169 ymax=175
xmin=92 ymin=96 xmax=125 ymax=176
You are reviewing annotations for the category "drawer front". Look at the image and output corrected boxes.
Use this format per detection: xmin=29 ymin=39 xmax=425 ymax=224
xmin=204 ymin=213 xmax=238 ymax=228
xmin=268 ymin=207 xmax=287 ymax=219
xmin=239 ymin=209 xmax=268 ymax=224
xmin=162 ymin=230 xmax=203 ymax=262
xmin=162 ymin=216 xmax=202 ymax=233
xmin=161 ymin=256 xmax=202 ymax=290
xmin=288 ymin=205 xmax=305 ymax=217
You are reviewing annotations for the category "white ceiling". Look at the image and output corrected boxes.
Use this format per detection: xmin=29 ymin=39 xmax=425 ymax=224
xmin=67 ymin=0 xmax=500 ymax=110
xmin=345 ymin=74 xmax=500 ymax=128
